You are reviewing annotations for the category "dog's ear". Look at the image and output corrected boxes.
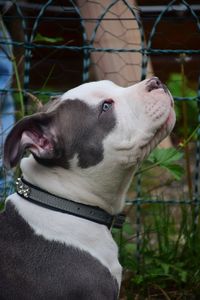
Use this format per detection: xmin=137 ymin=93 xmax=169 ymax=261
xmin=3 ymin=112 xmax=58 ymax=169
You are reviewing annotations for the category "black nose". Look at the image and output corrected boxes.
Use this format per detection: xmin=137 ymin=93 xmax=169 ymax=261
xmin=146 ymin=77 xmax=164 ymax=92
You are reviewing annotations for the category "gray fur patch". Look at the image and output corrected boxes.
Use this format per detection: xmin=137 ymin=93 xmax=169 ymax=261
xmin=38 ymin=99 xmax=116 ymax=168
xmin=4 ymin=99 xmax=116 ymax=169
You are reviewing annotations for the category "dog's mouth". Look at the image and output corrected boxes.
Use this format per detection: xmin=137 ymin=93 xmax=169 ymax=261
xmin=140 ymin=108 xmax=175 ymax=160
xmin=139 ymin=78 xmax=175 ymax=160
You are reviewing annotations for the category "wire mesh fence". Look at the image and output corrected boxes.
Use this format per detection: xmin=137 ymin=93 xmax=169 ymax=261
xmin=0 ymin=0 xmax=200 ymax=277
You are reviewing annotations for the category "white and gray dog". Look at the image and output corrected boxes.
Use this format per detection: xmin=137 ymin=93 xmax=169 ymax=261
xmin=0 ymin=78 xmax=175 ymax=299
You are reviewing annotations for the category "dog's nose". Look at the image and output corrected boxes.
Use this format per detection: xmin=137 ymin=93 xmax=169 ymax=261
xmin=146 ymin=77 xmax=164 ymax=92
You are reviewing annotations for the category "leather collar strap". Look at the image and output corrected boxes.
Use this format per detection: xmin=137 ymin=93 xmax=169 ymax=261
xmin=15 ymin=177 xmax=125 ymax=230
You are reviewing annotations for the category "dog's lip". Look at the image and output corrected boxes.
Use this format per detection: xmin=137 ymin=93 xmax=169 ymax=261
xmin=149 ymin=86 xmax=174 ymax=103
xmin=149 ymin=87 xmax=166 ymax=94
xmin=147 ymin=84 xmax=174 ymax=109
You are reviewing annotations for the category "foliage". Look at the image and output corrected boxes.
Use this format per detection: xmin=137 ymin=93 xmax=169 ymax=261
xmin=0 ymin=202 xmax=4 ymax=211
xmin=114 ymin=204 xmax=200 ymax=299
xmin=167 ymin=73 xmax=196 ymax=100
xmin=139 ymin=147 xmax=184 ymax=180
xmin=167 ymin=73 xmax=198 ymax=137
xmin=34 ymin=33 xmax=64 ymax=43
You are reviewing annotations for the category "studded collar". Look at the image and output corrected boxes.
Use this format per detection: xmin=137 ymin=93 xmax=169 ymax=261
xmin=16 ymin=177 xmax=125 ymax=230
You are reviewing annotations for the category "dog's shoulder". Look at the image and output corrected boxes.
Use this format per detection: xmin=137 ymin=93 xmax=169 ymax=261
xmin=0 ymin=202 xmax=119 ymax=299
xmin=0 ymin=200 xmax=31 ymax=240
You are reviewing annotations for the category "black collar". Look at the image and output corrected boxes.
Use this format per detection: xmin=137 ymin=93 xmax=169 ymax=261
xmin=15 ymin=177 xmax=125 ymax=230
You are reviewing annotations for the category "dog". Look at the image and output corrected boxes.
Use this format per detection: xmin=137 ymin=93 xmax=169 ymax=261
xmin=0 ymin=78 xmax=175 ymax=299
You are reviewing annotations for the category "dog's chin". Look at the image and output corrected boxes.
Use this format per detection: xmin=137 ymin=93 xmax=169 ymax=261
xmin=140 ymin=109 xmax=175 ymax=160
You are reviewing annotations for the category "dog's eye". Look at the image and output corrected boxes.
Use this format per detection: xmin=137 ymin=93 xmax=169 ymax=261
xmin=101 ymin=100 xmax=113 ymax=112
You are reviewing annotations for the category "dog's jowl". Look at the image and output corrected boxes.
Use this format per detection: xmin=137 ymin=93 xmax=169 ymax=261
xmin=0 ymin=78 xmax=175 ymax=299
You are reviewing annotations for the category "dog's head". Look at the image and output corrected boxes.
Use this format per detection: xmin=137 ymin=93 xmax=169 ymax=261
xmin=4 ymin=78 xmax=175 ymax=212
xmin=4 ymin=78 xmax=175 ymax=169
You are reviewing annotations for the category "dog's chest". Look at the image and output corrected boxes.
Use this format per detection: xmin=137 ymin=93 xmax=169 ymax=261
xmin=0 ymin=198 xmax=120 ymax=299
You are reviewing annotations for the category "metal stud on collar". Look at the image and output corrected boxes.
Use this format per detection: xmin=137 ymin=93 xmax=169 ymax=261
xmin=16 ymin=177 xmax=30 ymax=198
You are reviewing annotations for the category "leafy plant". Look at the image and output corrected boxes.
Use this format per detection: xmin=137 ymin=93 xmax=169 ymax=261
xmin=139 ymin=147 xmax=184 ymax=180
xmin=167 ymin=73 xmax=198 ymax=137
xmin=115 ymin=204 xmax=200 ymax=299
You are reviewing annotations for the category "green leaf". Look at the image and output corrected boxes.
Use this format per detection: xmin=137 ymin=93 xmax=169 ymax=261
xmin=34 ymin=33 xmax=63 ymax=43
xmin=123 ymin=223 xmax=134 ymax=235
xmin=148 ymin=148 xmax=183 ymax=165
xmin=0 ymin=201 xmax=5 ymax=211
xmin=180 ymin=271 xmax=187 ymax=282
xmin=124 ymin=243 xmax=136 ymax=254
xmin=167 ymin=73 xmax=196 ymax=98
xmin=131 ymin=274 xmax=144 ymax=285
xmin=162 ymin=164 xmax=184 ymax=180
xmin=160 ymin=263 xmax=170 ymax=275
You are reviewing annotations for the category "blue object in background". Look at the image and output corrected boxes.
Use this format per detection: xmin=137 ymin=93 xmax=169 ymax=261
xmin=0 ymin=21 xmax=15 ymax=199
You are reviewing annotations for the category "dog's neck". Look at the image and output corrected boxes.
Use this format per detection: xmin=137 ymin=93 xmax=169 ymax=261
xmin=20 ymin=155 xmax=135 ymax=215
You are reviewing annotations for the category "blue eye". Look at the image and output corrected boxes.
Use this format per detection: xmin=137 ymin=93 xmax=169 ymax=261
xmin=102 ymin=100 xmax=113 ymax=112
